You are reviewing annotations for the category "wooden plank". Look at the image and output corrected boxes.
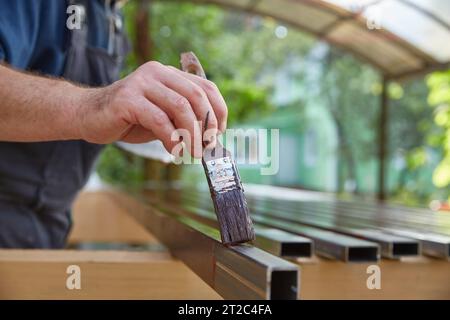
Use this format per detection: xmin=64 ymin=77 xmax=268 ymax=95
xmin=299 ymin=256 xmax=450 ymax=299
xmin=0 ymin=250 xmax=222 ymax=300
xmin=69 ymin=192 xmax=156 ymax=244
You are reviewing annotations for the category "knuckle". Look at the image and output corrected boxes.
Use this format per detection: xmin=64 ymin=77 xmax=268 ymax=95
xmin=145 ymin=60 xmax=162 ymax=69
xmin=129 ymin=71 xmax=145 ymax=84
xmin=152 ymin=110 xmax=168 ymax=127
xmin=204 ymin=80 xmax=218 ymax=92
xmin=191 ymin=85 xmax=206 ymax=100
xmin=173 ymin=96 xmax=191 ymax=111
xmin=128 ymin=97 xmax=145 ymax=114
xmin=141 ymin=61 xmax=162 ymax=74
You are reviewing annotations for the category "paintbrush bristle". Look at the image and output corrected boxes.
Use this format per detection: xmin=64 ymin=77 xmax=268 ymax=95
xmin=213 ymin=188 xmax=255 ymax=244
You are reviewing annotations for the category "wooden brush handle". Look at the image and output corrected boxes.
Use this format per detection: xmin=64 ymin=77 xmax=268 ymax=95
xmin=179 ymin=51 xmax=228 ymax=157
xmin=180 ymin=52 xmax=207 ymax=79
xmin=180 ymin=51 xmax=215 ymax=149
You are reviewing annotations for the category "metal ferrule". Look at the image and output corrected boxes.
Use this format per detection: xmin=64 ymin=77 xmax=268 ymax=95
xmin=205 ymin=157 xmax=238 ymax=194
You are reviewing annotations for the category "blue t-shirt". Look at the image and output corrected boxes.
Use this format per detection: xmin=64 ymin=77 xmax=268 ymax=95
xmin=0 ymin=0 xmax=110 ymax=76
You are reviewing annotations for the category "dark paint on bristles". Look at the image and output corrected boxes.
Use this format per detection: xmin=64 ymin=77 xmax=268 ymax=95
xmin=180 ymin=51 xmax=255 ymax=245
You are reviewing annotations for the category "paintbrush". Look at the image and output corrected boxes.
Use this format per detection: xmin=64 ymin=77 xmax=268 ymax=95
xmin=180 ymin=51 xmax=255 ymax=245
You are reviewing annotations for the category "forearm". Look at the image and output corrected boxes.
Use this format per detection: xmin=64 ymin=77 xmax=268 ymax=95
xmin=0 ymin=60 xmax=228 ymax=155
xmin=0 ymin=64 xmax=84 ymax=142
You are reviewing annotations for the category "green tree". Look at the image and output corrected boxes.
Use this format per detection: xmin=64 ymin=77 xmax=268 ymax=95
xmin=123 ymin=1 xmax=315 ymax=125
xmin=427 ymin=70 xmax=450 ymax=196
xmin=317 ymin=48 xmax=379 ymax=194
xmin=103 ymin=1 xmax=441 ymax=206
xmin=99 ymin=1 xmax=314 ymax=184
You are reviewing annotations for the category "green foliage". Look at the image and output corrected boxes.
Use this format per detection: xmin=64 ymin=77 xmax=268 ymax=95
xmin=122 ymin=2 xmax=316 ymax=125
xmin=388 ymin=82 xmax=404 ymax=100
xmin=96 ymin=144 xmax=145 ymax=186
xmin=218 ymin=79 xmax=273 ymax=124
xmin=406 ymin=147 xmax=427 ymax=171
xmin=99 ymin=1 xmax=445 ymax=206
xmin=427 ymin=70 xmax=450 ymax=190
xmin=389 ymin=70 xmax=450 ymax=203
xmin=428 ymin=71 xmax=450 ymax=105
xmin=100 ymin=1 xmax=314 ymax=183
xmin=315 ymin=46 xmax=440 ymax=202
xmin=384 ymin=77 xmax=440 ymax=204
xmin=316 ymin=48 xmax=379 ymax=192
xmin=389 ymin=79 xmax=432 ymax=153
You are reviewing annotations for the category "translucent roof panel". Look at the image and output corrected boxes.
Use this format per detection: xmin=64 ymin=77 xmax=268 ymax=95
xmin=327 ymin=21 xmax=425 ymax=74
xmin=256 ymin=0 xmax=340 ymax=33
xmin=362 ymin=0 xmax=450 ymax=63
xmin=187 ymin=0 xmax=450 ymax=80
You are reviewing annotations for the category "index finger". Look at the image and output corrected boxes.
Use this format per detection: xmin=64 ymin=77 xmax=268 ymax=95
xmin=169 ymin=67 xmax=228 ymax=133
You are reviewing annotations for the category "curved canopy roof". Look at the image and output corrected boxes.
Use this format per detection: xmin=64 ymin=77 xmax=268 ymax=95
xmin=186 ymin=0 xmax=450 ymax=80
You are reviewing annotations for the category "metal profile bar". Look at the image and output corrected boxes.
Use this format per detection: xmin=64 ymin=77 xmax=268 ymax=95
xmin=276 ymin=195 xmax=450 ymax=226
xmin=248 ymin=200 xmax=419 ymax=259
xmin=251 ymin=214 xmax=380 ymax=262
xmin=180 ymin=191 xmax=379 ymax=262
xmin=254 ymin=227 xmax=313 ymax=258
xmin=339 ymin=228 xmax=420 ymax=259
xmin=258 ymin=198 xmax=449 ymax=235
xmin=160 ymin=194 xmax=313 ymax=259
xmin=382 ymin=228 xmax=450 ymax=259
xmin=112 ymin=190 xmax=299 ymax=300
xmin=242 ymin=193 xmax=425 ymax=258
xmin=281 ymin=201 xmax=440 ymax=232
xmin=307 ymin=200 xmax=448 ymax=226
xmin=176 ymin=202 xmax=313 ymax=258
xmin=246 ymin=193 xmax=450 ymax=231
xmin=187 ymin=191 xmax=414 ymax=259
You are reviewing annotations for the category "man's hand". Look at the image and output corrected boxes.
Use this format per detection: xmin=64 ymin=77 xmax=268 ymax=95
xmin=77 ymin=61 xmax=227 ymax=157
xmin=0 ymin=62 xmax=228 ymax=158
